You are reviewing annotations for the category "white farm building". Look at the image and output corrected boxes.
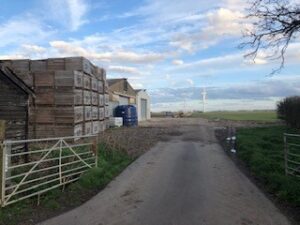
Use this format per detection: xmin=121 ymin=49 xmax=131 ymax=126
xmin=135 ymin=89 xmax=151 ymax=121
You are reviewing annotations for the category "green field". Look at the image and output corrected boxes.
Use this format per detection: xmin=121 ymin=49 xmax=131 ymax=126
xmin=236 ymin=126 xmax=300 ymax=205
xmin=192 ymin=110 xmax=278 ymax=122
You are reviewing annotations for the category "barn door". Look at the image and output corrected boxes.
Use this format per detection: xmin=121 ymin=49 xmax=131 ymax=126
xmin=141 ymin=99 xmax=147 ymax=120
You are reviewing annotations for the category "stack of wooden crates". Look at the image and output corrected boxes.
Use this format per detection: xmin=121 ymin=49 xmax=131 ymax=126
xmin=0 ymin=57 xmax=109 ymax=138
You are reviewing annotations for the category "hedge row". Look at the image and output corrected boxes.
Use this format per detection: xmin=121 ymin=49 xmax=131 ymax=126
xmin=277 ymin=96 xmax=300 ymax=128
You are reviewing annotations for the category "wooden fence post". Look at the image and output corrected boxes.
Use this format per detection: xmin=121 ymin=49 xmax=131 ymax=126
xmin=0 ymin=120 xmax=5 ymax=206
xmin=92 ymin=137 xmax=98 ymax=168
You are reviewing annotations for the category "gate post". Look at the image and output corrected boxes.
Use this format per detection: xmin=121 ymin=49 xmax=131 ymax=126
xmin=0 ymin=121 xmax=5 ymax=206
xmin=284 ymin=134 xmax=288 ymax=175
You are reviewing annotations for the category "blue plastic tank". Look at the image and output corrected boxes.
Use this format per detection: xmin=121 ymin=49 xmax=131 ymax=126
xmin=114 ymin=105 xmax=138 ymax=127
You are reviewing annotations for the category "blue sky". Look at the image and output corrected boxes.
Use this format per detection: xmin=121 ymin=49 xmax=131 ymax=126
xmin=1 ymin=0 xmax=300 ymax=111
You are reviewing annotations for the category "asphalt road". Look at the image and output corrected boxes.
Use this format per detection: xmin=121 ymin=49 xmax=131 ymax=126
xmin=40 ymin=121 xmax=291 ymax=225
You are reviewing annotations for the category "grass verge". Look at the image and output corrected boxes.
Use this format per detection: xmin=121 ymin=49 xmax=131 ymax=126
xmin=236 ymin=126 xmax=300 ymax=206
xmin=0 ymin=144 xmax=134 ymax=225
xmin=192 ymin=110 xmax=278 ymax=122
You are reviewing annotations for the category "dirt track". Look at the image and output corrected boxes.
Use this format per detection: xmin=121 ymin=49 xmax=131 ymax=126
xmin=40 ymin=118 xmax=291 ymax=225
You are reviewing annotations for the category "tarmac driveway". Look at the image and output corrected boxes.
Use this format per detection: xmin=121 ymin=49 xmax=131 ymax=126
xmin=40 ymin=119 xmax=291 ymax=225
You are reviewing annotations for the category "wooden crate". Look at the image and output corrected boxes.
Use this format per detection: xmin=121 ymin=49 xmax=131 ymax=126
xmin=33 ymin=107 xmax=55 ymax=123
xmin=47 ymin=58 xmax=65 ymax=70
xmin=54 ymin=106 xmax=83 ymax=124
xmin=105 ymin=106 xmax=109 ymax=118
xmin=30 ymin=60 xmax=47 ymax=71
xmin=0 ymin=60 xmax=12 ymax=68
xmin=95 ymin=67 xmax=104 ymax=80
xmin=35 ymin=125 xmax=56 ymax=138
xmin=92 ymin=121 xmax=99 ymax=134
xmin=84 ymin=75 xmax=91 ymax=90
xmin=91 ymin=77 xmax=98 ymax=91
xmin=54 ymin=125 xmax=74 ymax=137
xmin=53 ymin=70 xmax=84 ymax=88
xmin=84 ymin=122 xmax=92 ymax=135
xmin=11 ymin=60 xmax=30 ymax=71
xmin=74 ymin=71 xmax=84 ymax=88
xmin=105 ymin=119 xmax=110 ymax=129
xmin=74 ymin=89 xmax=83 ymax=105
xmin=74 ymin=106 xmax=84 ymax=123
xmin=98 ymin=80 xmax=104 ymax=93
xmin=102 ymin=69 xmax=106 ymax=81
xmin=84 ymin=106 xmax=92 ymax=121
xmin=92 ymin=92 xmax=98 ymax=105
xmin=104 ymin=80 xmax=108 ymax=93
xmin=13 ymin=70 xmax=33 ymax=88
xmin=99 ymin=107 xmax=104 ymax=120
xmin=92 ymin=107 xmax=98 ymax=120
xmin=74 ymin=123 xmax=83 ymax=137
xmin=84 ymin=91 xmax=91 ymax=105
xmin=55 ymin=89 xmax=73 ymax=106
xmin=34 ymin=71 xmax=55 ymax=87
xmin=99 ymin=121 xmax=105 ymax=132
xmin=34 ymin=124 xmax=83 ymax=138
xmin=65 ymin=57 xmax=92 ymax=75
xmin=105 ymin=94 xmax=109 ymax=105
xmin=35 ymin=88 xmax=55 ymax=105
xmin=55 ymin=70 xmax=76 ymax=87
xmin=99 ymin=94 xmax=104 ymax=106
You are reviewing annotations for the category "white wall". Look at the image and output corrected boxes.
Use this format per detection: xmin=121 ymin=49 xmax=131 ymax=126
xmin=136 ymin=90 xmax=151 ymax=121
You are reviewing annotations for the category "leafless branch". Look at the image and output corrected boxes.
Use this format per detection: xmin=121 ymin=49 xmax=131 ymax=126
xmin=240 ymin=0 xmax=300 ymax=74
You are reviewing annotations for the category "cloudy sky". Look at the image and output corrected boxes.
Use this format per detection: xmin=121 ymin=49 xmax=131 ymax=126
xmin=1 ymin=0 xmax=300 ymax=111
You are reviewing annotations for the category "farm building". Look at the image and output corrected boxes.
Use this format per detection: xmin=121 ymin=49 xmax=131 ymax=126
xmin=135 ymin=89 xmax=151 ymax=121
xmin=0 ymin=66 xmax=34 ymax=147
xmin=107 ymin=78 xmax=136 ymax=117
xmin=0 ymin=57 xmax=109 ymax=139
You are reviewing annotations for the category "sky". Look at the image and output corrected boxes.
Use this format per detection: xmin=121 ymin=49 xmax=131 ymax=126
xmin=1 ymin=0 xmax=300 ymax=112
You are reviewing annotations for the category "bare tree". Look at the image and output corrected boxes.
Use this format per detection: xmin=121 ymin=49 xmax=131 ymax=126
xmin=241 ymin=0 xmax=300 ymax=74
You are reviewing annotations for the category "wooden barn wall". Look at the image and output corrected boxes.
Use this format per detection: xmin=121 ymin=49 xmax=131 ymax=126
xmin=0 ymin=75 xmax=28 ymax=140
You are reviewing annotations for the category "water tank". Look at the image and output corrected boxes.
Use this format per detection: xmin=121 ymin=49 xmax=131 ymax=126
xmin=114 ymin=105 xmax=138 ymax=127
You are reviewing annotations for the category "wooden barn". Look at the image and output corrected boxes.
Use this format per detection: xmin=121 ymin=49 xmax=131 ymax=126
xmin=0 ymin=66 xmax=34 ymax=142
xmin=107 ymin=78 xmax=136 ymax=117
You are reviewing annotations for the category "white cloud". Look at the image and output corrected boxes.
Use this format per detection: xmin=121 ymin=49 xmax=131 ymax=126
xmin=21 ymin=44 xmax=46 ymax=54
xmin=186 ymin=79 xmax=194 ymax=86
xmin=0 ymin=54 xmax=25 ymax=60
xmin=67 ymin=0 xmax=89 ymax=31
xmin=150 ymin=74 xmax=300 ymax=111
xmin=129 ymin=81 xmax=144 ymax=89
xmin=50 ymin=40 xmax=165 ymax=63
xmin=175 ymin=53 xmax=243 ymax=70
xmin=169 ymin=8 xmax=249 ymax=52
xmin=151 ymin=98 xmax=279 ymax=112
xmin=47 ymin=0 xmax=89 ymax=31
xmin=172 ymin=59 xmax=184 ymax=65
xmin=108 ymin=65 xmax=141 ymax=75
xmin=0 ymin=15 xmax=54 ymax=48
xmin=205 ymin=8 xmax=244 ymax=36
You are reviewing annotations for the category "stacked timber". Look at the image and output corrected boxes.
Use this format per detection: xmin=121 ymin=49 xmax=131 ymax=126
xmin=104 ymin=74 xmax=110 ymax=129
xmin=0 ymin=57 xmax=107 ymax=138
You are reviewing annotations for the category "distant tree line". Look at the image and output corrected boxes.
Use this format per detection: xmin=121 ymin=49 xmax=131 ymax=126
xmin=277 ymin=96 xmax=300 ymax=128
